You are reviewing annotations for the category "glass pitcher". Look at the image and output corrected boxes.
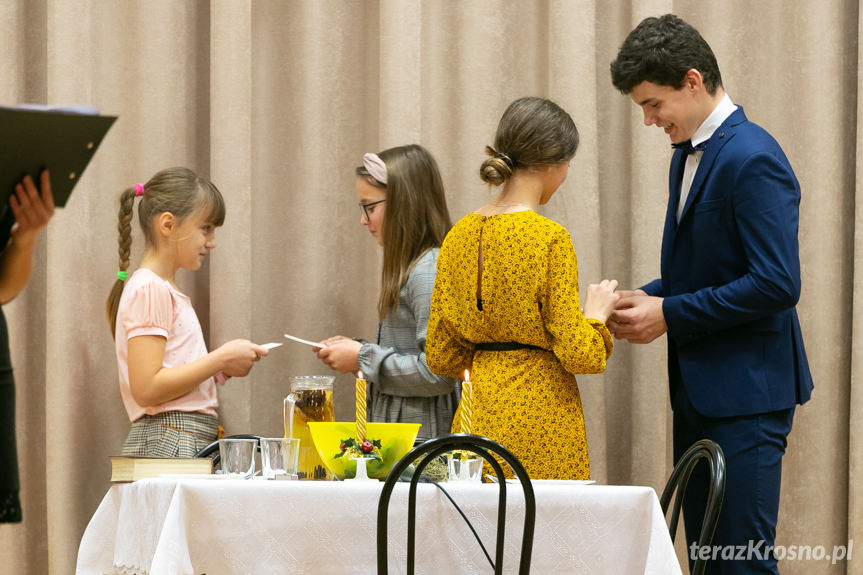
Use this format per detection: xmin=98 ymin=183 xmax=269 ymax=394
xmin=284 ymin=375 xmax=335 ymax=480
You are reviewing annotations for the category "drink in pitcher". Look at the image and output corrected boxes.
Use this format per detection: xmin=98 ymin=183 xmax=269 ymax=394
xmin=284 ymin=376 xmax=335 ymax=480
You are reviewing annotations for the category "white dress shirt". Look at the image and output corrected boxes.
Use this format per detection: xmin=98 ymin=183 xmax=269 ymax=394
xmin=677 ymin=93 xmax=737 ymax=222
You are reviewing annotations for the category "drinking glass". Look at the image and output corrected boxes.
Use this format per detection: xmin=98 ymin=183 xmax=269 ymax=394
xmin=260 ymin=437 xmax=301 ymax=480
xmin=447 ymin=454 xmax=484 ymax=482
xmin=219 ymin=438 xmax=258 ymax=479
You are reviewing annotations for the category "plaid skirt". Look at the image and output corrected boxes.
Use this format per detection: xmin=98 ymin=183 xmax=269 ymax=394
xmin=121 ymin=411 xmax=219 ymax=457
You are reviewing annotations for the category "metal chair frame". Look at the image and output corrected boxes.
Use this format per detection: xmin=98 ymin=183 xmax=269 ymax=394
xmin=660 ymin=438 xmax=726 ymax=575
xmin=193 ymin=434 xmax=262 ymax=467
xmin=377 ymin=433 xmax=535 ymax=575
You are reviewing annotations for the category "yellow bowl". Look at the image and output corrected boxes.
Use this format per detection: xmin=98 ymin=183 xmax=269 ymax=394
xmin=307 ymin=421 xmax=421 ymax=480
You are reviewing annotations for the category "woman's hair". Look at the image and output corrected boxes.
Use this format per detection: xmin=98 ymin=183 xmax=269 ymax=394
xmin=105 ymin=166 xmax=225 ymax=338
xmin=356 ymin=144 xmax=452 ymax=320
xmin=480 ymin=96 xmax=579 ymax=186
xmin=609 ymin=14 xmax=723 ymax=95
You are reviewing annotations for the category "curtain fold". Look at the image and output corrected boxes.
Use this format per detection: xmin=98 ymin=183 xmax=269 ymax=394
xmin=0 ymin=1 xmax=857 ymax=573
xmin=848 ymin=4 xmax=863 ymax=574
xmin=210 ymin=0 xmax=253 ymax=433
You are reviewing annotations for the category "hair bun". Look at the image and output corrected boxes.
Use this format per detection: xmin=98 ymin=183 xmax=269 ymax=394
xmin=480 ymin=146 xmax=513 ymax=186
xmin=493 ymin=152 xmax=515 ymax=170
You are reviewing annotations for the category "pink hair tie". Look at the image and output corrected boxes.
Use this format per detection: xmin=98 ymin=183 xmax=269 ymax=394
xmin=134 ymin=183 xmax=145 ymax=197
xmin=362 ymin=153 xmax=388 ymax=185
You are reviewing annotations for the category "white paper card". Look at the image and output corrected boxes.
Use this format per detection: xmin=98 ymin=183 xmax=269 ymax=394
xmin=284 ymin=334 xmax=326 ymax=348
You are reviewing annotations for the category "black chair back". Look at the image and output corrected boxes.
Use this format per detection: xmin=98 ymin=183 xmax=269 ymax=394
xmin=660 ymin=438 xmax=726 ymax=575
xmin=193 ymin=434 xmax=263 ymax=466
xmin=377 ymin=433 xmax=535 ymax=575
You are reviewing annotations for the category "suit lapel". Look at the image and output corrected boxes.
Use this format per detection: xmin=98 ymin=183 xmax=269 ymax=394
xmin=668 ymin=149 xmax=686 ymax=229
xmin=676 ymin=108 xmax=747 ymax=224
xmin=660 ymin=149 xmax=686 ymax=281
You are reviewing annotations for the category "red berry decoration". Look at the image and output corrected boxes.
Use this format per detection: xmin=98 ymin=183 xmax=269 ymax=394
xmin=339 ymin=441 xmax=346 ymax=452
xmin=361 ymin=440 xmax=373 ymax=454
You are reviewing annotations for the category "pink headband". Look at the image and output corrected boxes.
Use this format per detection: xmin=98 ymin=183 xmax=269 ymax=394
xmin=134 ymin=183 xmax=145 ymax=197
xmin=362 ymin=153 xmax=387 ymax=185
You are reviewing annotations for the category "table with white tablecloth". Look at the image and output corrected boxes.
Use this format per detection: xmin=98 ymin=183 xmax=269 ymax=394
xmin=75 ymin=478 xmax=681 ymax=575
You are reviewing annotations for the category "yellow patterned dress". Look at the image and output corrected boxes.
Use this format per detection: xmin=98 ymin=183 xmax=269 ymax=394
xmin=427 ymin=211 xmax=613 ymax=479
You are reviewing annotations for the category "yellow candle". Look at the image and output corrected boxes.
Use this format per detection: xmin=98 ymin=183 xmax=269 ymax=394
xmin=356 ymin=371 xmax=367 ymax=441
xmin=460 ymin=369 xmax=473 ymax=434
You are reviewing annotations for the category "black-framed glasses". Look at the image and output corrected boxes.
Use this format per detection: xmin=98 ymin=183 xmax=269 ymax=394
xmin=358 ymin=199 xmax=386 ymax=221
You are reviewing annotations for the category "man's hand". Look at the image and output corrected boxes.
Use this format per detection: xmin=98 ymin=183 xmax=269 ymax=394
xmin=608 ymin=294 xmax=667 ymax=344
xmin=613 ymin=288 xmax=646 ymax=300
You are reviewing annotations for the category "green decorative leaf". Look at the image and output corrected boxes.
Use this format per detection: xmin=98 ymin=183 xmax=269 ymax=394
xmin=332 ymin=436 xmax=383 ymax=459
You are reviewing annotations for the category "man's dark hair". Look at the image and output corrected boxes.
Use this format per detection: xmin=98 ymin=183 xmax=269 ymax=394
xmin=610 ymin=14 xmax=723 ymax=95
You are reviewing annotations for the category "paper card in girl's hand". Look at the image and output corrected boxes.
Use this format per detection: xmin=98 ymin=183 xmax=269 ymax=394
xmin=284 ymin=334 xmax=326 ymax=348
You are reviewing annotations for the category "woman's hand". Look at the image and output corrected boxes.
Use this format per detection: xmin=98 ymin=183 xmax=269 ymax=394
xmin=10 ymin=171 xmax=55 ymax=249
xmin=316 ymin=336 xmax=362 ymax=373
xmin=216 ymin=339 xmax=269 ymax=377
xmin=582 ymin=279 xmax=620 ymax=324
xmin=0 ymin=171 xmax=56 ymax=303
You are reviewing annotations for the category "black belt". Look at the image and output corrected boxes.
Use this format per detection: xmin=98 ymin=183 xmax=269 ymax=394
xmin=474 ymin=342 xmax=545 ymax=352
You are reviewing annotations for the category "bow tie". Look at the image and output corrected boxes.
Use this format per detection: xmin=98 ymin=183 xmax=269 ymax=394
xmin=672 ymin=140 xmax=707 ymax=155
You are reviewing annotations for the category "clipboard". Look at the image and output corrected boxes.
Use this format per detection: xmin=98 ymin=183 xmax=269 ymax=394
xmin=0 ymin=106 xmax=116 ymax=210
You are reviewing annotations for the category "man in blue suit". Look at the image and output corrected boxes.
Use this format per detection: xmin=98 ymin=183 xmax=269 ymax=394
xmin=609 ymin=14 xmax=813 ymax=574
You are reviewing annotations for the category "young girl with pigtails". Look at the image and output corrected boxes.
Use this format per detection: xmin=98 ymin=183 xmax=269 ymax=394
xmin=106 ymin=166 xmax=268 ymax=457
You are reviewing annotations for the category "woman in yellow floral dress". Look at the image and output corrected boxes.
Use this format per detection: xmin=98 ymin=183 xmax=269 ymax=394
xmin=427 ymin=97 xmax=619 ymax=479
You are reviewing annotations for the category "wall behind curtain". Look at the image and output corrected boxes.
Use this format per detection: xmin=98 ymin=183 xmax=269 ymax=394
xmin=0 ymin=1 xmax=858 ymax=573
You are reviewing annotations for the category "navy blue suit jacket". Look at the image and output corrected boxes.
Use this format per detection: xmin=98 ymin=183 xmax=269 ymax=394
xmin=642 ymin=107 xmax=813 ymax=418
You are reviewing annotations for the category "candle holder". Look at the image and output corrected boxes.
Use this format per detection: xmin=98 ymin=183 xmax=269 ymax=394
xmin=345 ymin=456 xmax=377 ymax=482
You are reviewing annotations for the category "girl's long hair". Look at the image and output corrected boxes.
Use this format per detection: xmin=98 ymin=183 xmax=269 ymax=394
xmin=357 ymin=144 xmax=452 ymax=320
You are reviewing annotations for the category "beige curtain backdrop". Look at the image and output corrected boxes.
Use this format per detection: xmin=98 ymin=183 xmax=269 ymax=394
xmin=0 ymin=0 xmax=857 ymax=573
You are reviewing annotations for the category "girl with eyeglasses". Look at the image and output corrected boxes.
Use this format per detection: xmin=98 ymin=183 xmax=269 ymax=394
xmin=314 ymin=145 xmax=459 ymax=438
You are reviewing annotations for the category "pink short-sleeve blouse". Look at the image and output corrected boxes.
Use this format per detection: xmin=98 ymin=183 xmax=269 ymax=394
xmin=114 ymin=268 xmax=219 ymax=421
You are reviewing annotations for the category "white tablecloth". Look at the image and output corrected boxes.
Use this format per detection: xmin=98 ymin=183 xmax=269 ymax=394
xmin=76 ymin=478 xmax=681 ymax=575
